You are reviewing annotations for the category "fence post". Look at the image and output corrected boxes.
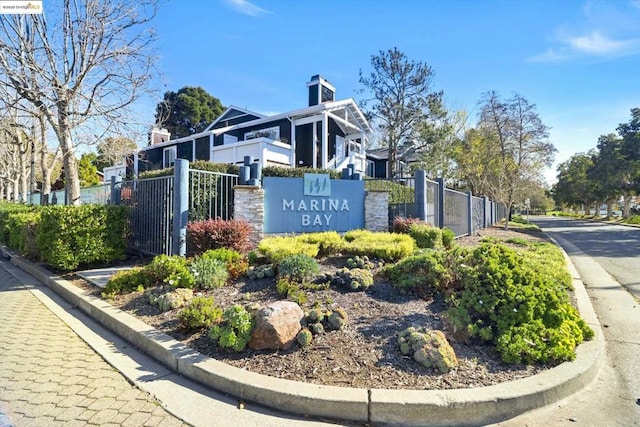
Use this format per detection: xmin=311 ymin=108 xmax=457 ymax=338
xmin=415 ymin=170 xmax=427 ymax=222
xmin=467 ymin=191 xmax=473 ymax=235
xmin=110 ymin=176 xmax=122 ymax=205
xmin=173 ymin=159 xmax=189 ymax=256
xmin=436 ymin=177 xmax=445 ymax=229
xmin=483 ymin=196 xmax=489 ymax=228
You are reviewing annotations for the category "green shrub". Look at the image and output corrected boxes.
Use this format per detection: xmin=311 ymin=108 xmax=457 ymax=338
xmin=441 ymin=228 xmax=455 ymax=249
xmin=145 ymin=255 xmax=195 ymax=288
xmin=262 ymin=166 xmax=341 ymax=179
xmin=295 ymin=231 xmax=343 ymax=256
xmin=258 ymin=236 xmax=319 ymax=263
xmin=6 ymin=211 xmax=41 ymax=257
xmin=199 ymin=248 xmax=248 ymax=279
xmin=445 ymin=243 xmax=593 ymax=364
xmin=387 ymin=250 xmax=447 ymax=297
xmin=208 ymin=305 xmax=254 ymax=352
xmin=177 ymin=296 xmax=223 ymax=330
xmin=408 ymin=223 xmax=443 ymax=249
xmin=622 ymin=215 xmax=640 ymax=224
xmin=277 ymin=254 xmax=320 ymax=282
xmin=101 ymin=268 xmax=150 ymax=299
xmin=364 ymin=180 xmax=414 ymax=204
xmin=34 ymin=205 xmax=127 ymax=271
xmin=342 ymin=230 xmax=415 ymax=261
xmin=190 ymin=257 xmax=228 ymax=289
xmin=0 ymin=202 xmax=35 ymax=244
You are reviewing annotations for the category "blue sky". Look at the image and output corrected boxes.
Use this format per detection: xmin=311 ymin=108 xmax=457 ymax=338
xmin=149 ymin=0 xmax=640 ymax=183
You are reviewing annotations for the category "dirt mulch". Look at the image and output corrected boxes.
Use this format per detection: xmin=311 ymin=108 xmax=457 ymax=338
xmin=76 ymin=225 xmax=556 ymax=391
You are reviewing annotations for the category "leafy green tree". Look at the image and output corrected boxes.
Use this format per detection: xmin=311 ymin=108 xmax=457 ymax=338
xmin=617 ymin=108 xmax=640 ymax=216
xmin=155 ymin=87 xmax=224 ymax=139
xmin=78 ymin=153 xmax=100 ymax=187
xmin=553 ymin=152 xmax=597 ymax=212
xmin=359 ymin=47 xmax=447 ymax=178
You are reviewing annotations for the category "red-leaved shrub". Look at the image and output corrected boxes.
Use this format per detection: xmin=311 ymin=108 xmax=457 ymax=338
xmin=392 ymin=216 xmax=431 ymax=234
xmin=186 ymin=219 xmax=252 ymax=256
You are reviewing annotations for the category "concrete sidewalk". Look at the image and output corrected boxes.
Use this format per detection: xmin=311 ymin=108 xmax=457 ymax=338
xmin=0 ymin=260 xmax=186 ymax=427
xmin=0 ymin=258 xmax=339 ymax=427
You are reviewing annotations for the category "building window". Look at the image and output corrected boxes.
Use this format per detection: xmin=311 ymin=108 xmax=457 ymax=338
xmin=163 ymin=146 xmax=176 ymax=168
xmin=244 ymin=126 xmax=280 ymax=141
xmin=223 ymin=134 xmax=238 ymax=144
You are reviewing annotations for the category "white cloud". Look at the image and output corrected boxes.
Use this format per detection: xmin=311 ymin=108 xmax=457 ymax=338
xmin=529 ymin=1 xmax=640 ymax=62
xmin=224 ymin=0 xmax=270 ymax=17
xmin=567 ymin=31 xmax=639 ymax=55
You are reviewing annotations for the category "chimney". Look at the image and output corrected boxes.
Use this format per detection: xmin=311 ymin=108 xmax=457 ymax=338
xmin=149 ymin=126 xmax=171 ymax=145
xmin=307 ymin=74 xmax=335 ymax=106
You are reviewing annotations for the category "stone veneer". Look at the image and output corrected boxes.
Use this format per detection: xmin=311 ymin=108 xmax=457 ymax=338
xmin=234 ymin=185 xmax=264 ymax=246
xmin=233 ymin=185 xmax=389 ymax=240
xmin=364 ymin=190 xmax=389 ymax=232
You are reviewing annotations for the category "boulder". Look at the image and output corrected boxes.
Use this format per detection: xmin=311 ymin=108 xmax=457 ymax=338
xmin=249 ymin=301 xmax=304 ymax=350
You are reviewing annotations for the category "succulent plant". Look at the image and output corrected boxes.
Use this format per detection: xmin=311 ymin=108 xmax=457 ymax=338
xmin=328 ymin=308 xmax=348 ymax=330
xmin=309 ymin=322 xmax=325 ymax=335
xmin=306 ymin=307 xmax=325 ymax=323
xmin=297 ymin=328 xmax=313 ymax=347
xmin=332 ymin=268 xmax=373 ymax=291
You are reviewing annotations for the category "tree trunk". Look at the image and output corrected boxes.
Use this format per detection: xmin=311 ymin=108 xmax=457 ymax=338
xmin=55 ymin=108 xmax=81 ymax=206
xmin=623 ymin=194 xmax=632 ymax=218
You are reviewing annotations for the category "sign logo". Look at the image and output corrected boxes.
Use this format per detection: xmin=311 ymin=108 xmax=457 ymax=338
xmin=304 ymin=173 xmax=330 ymax=196
xmin=0 ymin=1 xmax=43 ymax=14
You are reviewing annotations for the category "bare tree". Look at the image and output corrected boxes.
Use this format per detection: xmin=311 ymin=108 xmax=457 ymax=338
xmin=0 ymin=0 xmax=159 ymax=205
xmin=462 ymin=92 xmax=556 ymax=228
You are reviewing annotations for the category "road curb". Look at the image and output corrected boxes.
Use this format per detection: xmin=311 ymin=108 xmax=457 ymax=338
xmin=2 ymin=246 xmax=605 ymax=426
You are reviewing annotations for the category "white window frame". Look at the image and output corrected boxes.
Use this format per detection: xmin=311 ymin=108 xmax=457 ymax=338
xmin=244 ymin=126 xmax=280 ymax=141
xmin=163 ymin=146 xmax=177 ymax=168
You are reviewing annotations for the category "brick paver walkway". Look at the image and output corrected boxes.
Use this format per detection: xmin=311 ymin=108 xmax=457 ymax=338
xmin=0 ymin=262 xmax=187 ymax=427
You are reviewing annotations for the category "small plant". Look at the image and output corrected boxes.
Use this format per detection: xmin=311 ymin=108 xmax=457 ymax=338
xmin=276 ymin=277 xmax=308 ymax=305
xmin=306 ymin=307 xmax=325 ymax=323
xmin=199 ymin=248 xmax=248 ymax=279
xmin=328 ymin=308 xmax=348 ymax=330
xmin=345 ymin=255 xmax=380 ymax=269
xmin=309 ymin=322 xmax=325 ymax=335
xmin=342 ymin=230 xmax=415 ymax=261
xmin=177 ymin=296 xmax=223 ymax=330
xmin=397 ymin=326 xmax=458 ymax=373
xmin=101 ymin=268 xmax=150 ymax=299
xmin=208 ymin=305 xmax=254 ymax=352
xmin=387 ymin=250 xmax=448 ymax=297
xmin=145 ymin=255 xmax=195 ymax=288
xmin=332 ymin=268 xmax=374 ymax=291
xmin=190 ymin=257 xmax=228 ymax=289
xmin=441 ymin=228 xmax=455 ymax=249
xmin=296 ymin=328 xmax=313 ymax=347
xmin=277 ymin=254 xmax=320 ymax=283
xmin=150 ymin=288 xmax=194 ymax=312
xmin=246 ymin=264 xmax=275 ymax=280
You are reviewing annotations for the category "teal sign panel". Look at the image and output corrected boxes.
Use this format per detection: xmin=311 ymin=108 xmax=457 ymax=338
xmin=263 ymin=176 xmax=365 ymax=233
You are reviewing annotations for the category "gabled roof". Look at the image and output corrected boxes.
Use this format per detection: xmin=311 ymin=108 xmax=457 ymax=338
xmin=140 ymin=98 xmax=372 ymax=152
xmin=204 ymin=106 xmax=266 ymax=131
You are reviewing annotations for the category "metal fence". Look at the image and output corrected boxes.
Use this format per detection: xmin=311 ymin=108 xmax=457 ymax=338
xmin=189 ymin=170 xmax=238 ymax=221
xmin=443 ymin=188 xmax=469 ymax=237
xmin=121 ymin=176 xmax=174 ymax=256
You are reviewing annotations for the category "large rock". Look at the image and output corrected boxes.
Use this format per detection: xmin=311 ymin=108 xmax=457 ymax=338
xmin=249 ymin=301 xmax=304 ymax=350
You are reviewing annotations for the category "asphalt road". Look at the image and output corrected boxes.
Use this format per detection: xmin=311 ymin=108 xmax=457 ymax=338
xmin=494 ymin=216 xmax=640 ymax=426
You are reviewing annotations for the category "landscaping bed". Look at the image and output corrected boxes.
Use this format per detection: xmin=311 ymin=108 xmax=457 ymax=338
xmin=78 ymin=225 xmax=563 ymax=391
